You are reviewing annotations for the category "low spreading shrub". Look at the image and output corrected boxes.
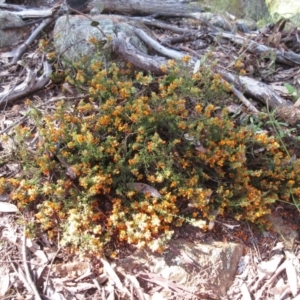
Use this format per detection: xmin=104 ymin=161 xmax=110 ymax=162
xmin=1 ymin=57 xmax=299 ymax=255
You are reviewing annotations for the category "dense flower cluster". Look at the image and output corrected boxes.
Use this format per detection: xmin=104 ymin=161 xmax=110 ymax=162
xmin=1 ymin=57 xmax=299 ymax=255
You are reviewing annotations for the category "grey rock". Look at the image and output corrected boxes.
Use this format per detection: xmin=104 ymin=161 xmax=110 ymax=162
xmin=116 ymin=238 xmax=244 ymax=297
xmin=0 ymin=11 xmax=28 ymax=49
xmin=53 ymin=15 xmax=148 ymax=63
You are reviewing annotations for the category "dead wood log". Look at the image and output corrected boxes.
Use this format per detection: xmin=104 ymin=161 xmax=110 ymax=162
xmin=0 ymin=62 xmax=52 ymax=107
xmin=0 ymin=4 xmax=61 ymax=19
xmin=217 ymin=32 xmax=300 ymax=67
xmin=99 ymin=0 xmax=204 ymax=15
xmin=112 ymin=28 xmax=300 ymax=123
xmin=10 ymin=17 xmax=56 ymax=64
xmin=112 ymin=38 xmax=166 ymax=75
xmin=13 ymin=7 xmax=59 ymax=18
xmin=133 ymin=28 xmax=292 ymax=109
xmin=0 ymin=3 xmax=25 ymax=11
xmin=216 ymin=68 xmax=293 ymax=108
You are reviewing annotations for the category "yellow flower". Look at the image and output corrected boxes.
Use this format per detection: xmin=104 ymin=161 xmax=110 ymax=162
xmin=126 ymin=191 xmax=136 ymax=198
xmin=195 ymin=104 xmax=202 ymax=113
xmin=98 ymin=115 xmax=110 ymax=126
xmin=170 ymin=181 xmax=177 ymax=188
xmin=156 ymin=174 xmax=164 ymax=183
xmin=182 ymin=55 xmax=191 ymax=63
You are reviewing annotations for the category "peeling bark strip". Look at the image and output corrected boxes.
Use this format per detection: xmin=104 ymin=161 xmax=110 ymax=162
xmin=100 ymin=0 xmax=204 ymax=15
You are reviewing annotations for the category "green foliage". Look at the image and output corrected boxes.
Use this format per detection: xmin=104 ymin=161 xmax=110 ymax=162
xmin=203 ymin=0 xmax=244 ymax=17
xmin=1 ymin=57 xmax=300 ymax=256
xmin=284 ymin=83 xmax=300 ymax=101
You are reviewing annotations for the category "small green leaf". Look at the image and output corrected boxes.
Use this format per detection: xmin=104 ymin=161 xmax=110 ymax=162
xmin=90 ymin=21 xmax=100 ymax=27
xmin=164 ymin=74 xmax=177 ymax=84
xmin=284 ymin=83 xmax=296 ymax=95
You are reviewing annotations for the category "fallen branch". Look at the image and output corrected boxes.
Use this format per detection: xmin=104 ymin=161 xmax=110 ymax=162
xmin=10 ymin=17 xmax=56 ymax=64
xmin=119 ymin=28 xmax=290 ymax=114
xmin=112 ymin=37 xmax=167 ymax=74
xmin=0 ymin=3 xmax=25 ymax=10
xmin=13 ymin=5 xmax=61 ymax=19
xmin=217 ymin=32 xmax=300 ymax=66
xmin=8 ymin=253 xmax=33 ymax=295
xmin=99 ymin=0 xmax=204 ymax=15
xmin=134 ymin=27 xmax=184 ymax=60
xmin=100 ymin=257 xmax=131 ymax=297
xmin=216 ymin=68 xmax=293 ymax=109
xmin=180 ymin=45 xmax=259 ymax=114
xmin=22 ymin=227 xmax=43 ymax=300
xmin=0 ymin=61 xmax=52 ymax=107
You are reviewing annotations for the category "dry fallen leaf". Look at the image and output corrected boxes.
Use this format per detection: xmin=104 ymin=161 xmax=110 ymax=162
xmin=127 ymin=182 xmax=161 ymax=198
xmin=257 ymin=254 xmax=284 ymax=277
xmin=126 ymin=274 xmax=145 ymax=300
xmin=240 ymin=282 xmax=251 ymax=300
xmin=62 ymin=82 xmax=74 ymax=95
xmin=101 ymin=258 xmax=131 ymax=297
xmin=271 ymin=242 xmax=284 ymax=252
xmin=208 ymin=219 xmax=215 ymax=230
xmin=269 ymin=278 xmax=288 ymax=296
xmin=0 ymin=201 xmax=19 ymax=213
xmin=52 ymin=262 xmax=89 ymax=278
xmin=62 ymin=282 xmax=96 ymax=293
xmin=285 ymin=259 xmax=298 ymax=297
xmin=44 ymin=285 xmax=67 ymax=300
xmin=0 ymin=268 xmax=9 ymax=297
xmin=215 ymin=220 xmax=240 ymax=230
xmin=26 ymin=239 xmax=48 ymax=264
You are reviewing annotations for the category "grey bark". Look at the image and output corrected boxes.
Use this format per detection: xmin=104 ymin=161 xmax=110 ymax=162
xmin=217 ymin=32 xmax=300 ymax=67
xmin=0 ymin=62 xmax=52 ymax=107
xmin=99 ymin=0 xmax=204 ymax=15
